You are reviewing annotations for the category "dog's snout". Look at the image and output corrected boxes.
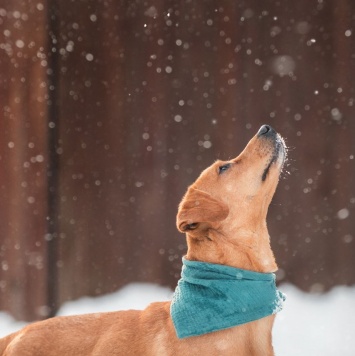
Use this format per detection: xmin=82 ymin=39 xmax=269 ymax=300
xmin=258 ymin=125 xmax=270 ymax=136
xmin=257 ymin=124 xmax=275 ymax=137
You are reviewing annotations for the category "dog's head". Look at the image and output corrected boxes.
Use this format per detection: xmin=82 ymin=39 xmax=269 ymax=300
xmin=176 ymin=125 xmax=287 ymax=271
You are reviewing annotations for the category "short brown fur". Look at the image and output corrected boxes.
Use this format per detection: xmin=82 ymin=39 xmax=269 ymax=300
xmin=0 ymin=126 xmax=286 ymax=356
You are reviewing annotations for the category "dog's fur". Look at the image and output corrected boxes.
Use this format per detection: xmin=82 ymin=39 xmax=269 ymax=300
xmin=0 ymin=125 xmax=286 ymax=356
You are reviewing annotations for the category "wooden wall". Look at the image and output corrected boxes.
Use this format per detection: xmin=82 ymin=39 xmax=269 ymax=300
xmin=1 ymin=0 xmax=354 ymax=321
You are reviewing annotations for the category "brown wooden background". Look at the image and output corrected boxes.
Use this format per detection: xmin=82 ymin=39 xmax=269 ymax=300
xmin=1 ymin=0 xmax=355 ymax=321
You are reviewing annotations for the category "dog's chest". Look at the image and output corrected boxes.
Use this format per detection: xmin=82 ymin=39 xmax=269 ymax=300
xmin=168 ymin=317 xmax=275 ymax=356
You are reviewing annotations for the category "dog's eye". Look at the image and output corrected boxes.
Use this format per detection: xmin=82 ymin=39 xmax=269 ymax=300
xmin=218 ymin=163 xmax=231 ymax=175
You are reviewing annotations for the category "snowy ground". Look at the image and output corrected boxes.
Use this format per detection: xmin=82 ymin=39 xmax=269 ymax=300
xmin=1 ymin=283 xmax=354 ymax=355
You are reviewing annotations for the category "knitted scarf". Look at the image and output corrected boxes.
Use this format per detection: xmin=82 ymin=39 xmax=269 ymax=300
xmin=170 ymin=258 xmax=286 ymax=339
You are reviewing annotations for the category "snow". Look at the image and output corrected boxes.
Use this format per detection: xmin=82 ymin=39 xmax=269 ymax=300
xmin=1 ymin=283 xmax=354 ymax=355
xmin=271 ymin=55 xmax=296 ymax=77
xmin=273 ymin=284 xmax=355 ymax=355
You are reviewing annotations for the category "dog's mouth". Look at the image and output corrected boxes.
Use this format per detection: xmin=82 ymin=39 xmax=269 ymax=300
xmin=261 ymin=134 xmax=287 ymax=182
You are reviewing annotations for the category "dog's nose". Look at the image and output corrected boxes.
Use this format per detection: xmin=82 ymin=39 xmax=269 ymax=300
xmin=257 ymin=124 xmax=275 ymax=137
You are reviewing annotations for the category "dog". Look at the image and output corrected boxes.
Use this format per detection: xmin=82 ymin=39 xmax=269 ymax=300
xmin=0 ymin=124 xmax=286 ymax=356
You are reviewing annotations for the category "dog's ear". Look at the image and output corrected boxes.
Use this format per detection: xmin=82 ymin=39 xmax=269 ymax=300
xmin=176 ymin=187 xmax=229 ymax=236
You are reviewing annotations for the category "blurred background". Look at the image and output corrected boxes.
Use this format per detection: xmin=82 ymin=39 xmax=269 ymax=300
xmin=0 ymin=0 xmax=354 ymax=322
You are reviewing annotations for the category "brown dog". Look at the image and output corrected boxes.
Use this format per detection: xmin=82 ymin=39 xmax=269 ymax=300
xmin=0 ymin=124 xmax=286 ymax=356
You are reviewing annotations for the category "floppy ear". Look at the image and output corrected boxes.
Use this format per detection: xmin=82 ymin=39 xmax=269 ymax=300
xmin=176 ymin=187 xmax=229 ymax=235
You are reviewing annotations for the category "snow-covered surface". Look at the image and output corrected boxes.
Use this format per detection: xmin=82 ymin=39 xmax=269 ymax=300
xmin=1 ymin=283 xmax=354 ymax=355
xmin=273 ymin=284 xmax=355 ymax=356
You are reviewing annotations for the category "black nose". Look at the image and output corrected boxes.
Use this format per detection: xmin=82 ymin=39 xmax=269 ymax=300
xmin=257 ymin=124 xmax=275 ymax=137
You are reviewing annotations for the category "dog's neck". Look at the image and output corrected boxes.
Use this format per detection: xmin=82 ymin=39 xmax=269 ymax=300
xmin=171 ymin=258 xmax=285 ymax=339
xmin=185 ymin=228 xmax=278 ymax=273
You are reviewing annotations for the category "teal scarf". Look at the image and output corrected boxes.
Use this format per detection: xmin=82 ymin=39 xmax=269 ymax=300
xmin=170 ymin=258 xmax=286 ymax=339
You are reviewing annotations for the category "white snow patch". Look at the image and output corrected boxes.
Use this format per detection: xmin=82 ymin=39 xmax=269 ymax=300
xmin=331 ymin=107 xmax=343 ymax=121
xmin=57 ymin=283 xmax=172 ymax=316
xmin=271 ymin=55 xmax=296 ymax=76
xmin=337 ymin=208 xmax=349 ymax=220
xmin=273 ymin=284 xmax=355 ymax=356
xmin=0 ymin=312 xmax=27 ymax=336
xmin=144 ymin=6 xmax=158 ymax=18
